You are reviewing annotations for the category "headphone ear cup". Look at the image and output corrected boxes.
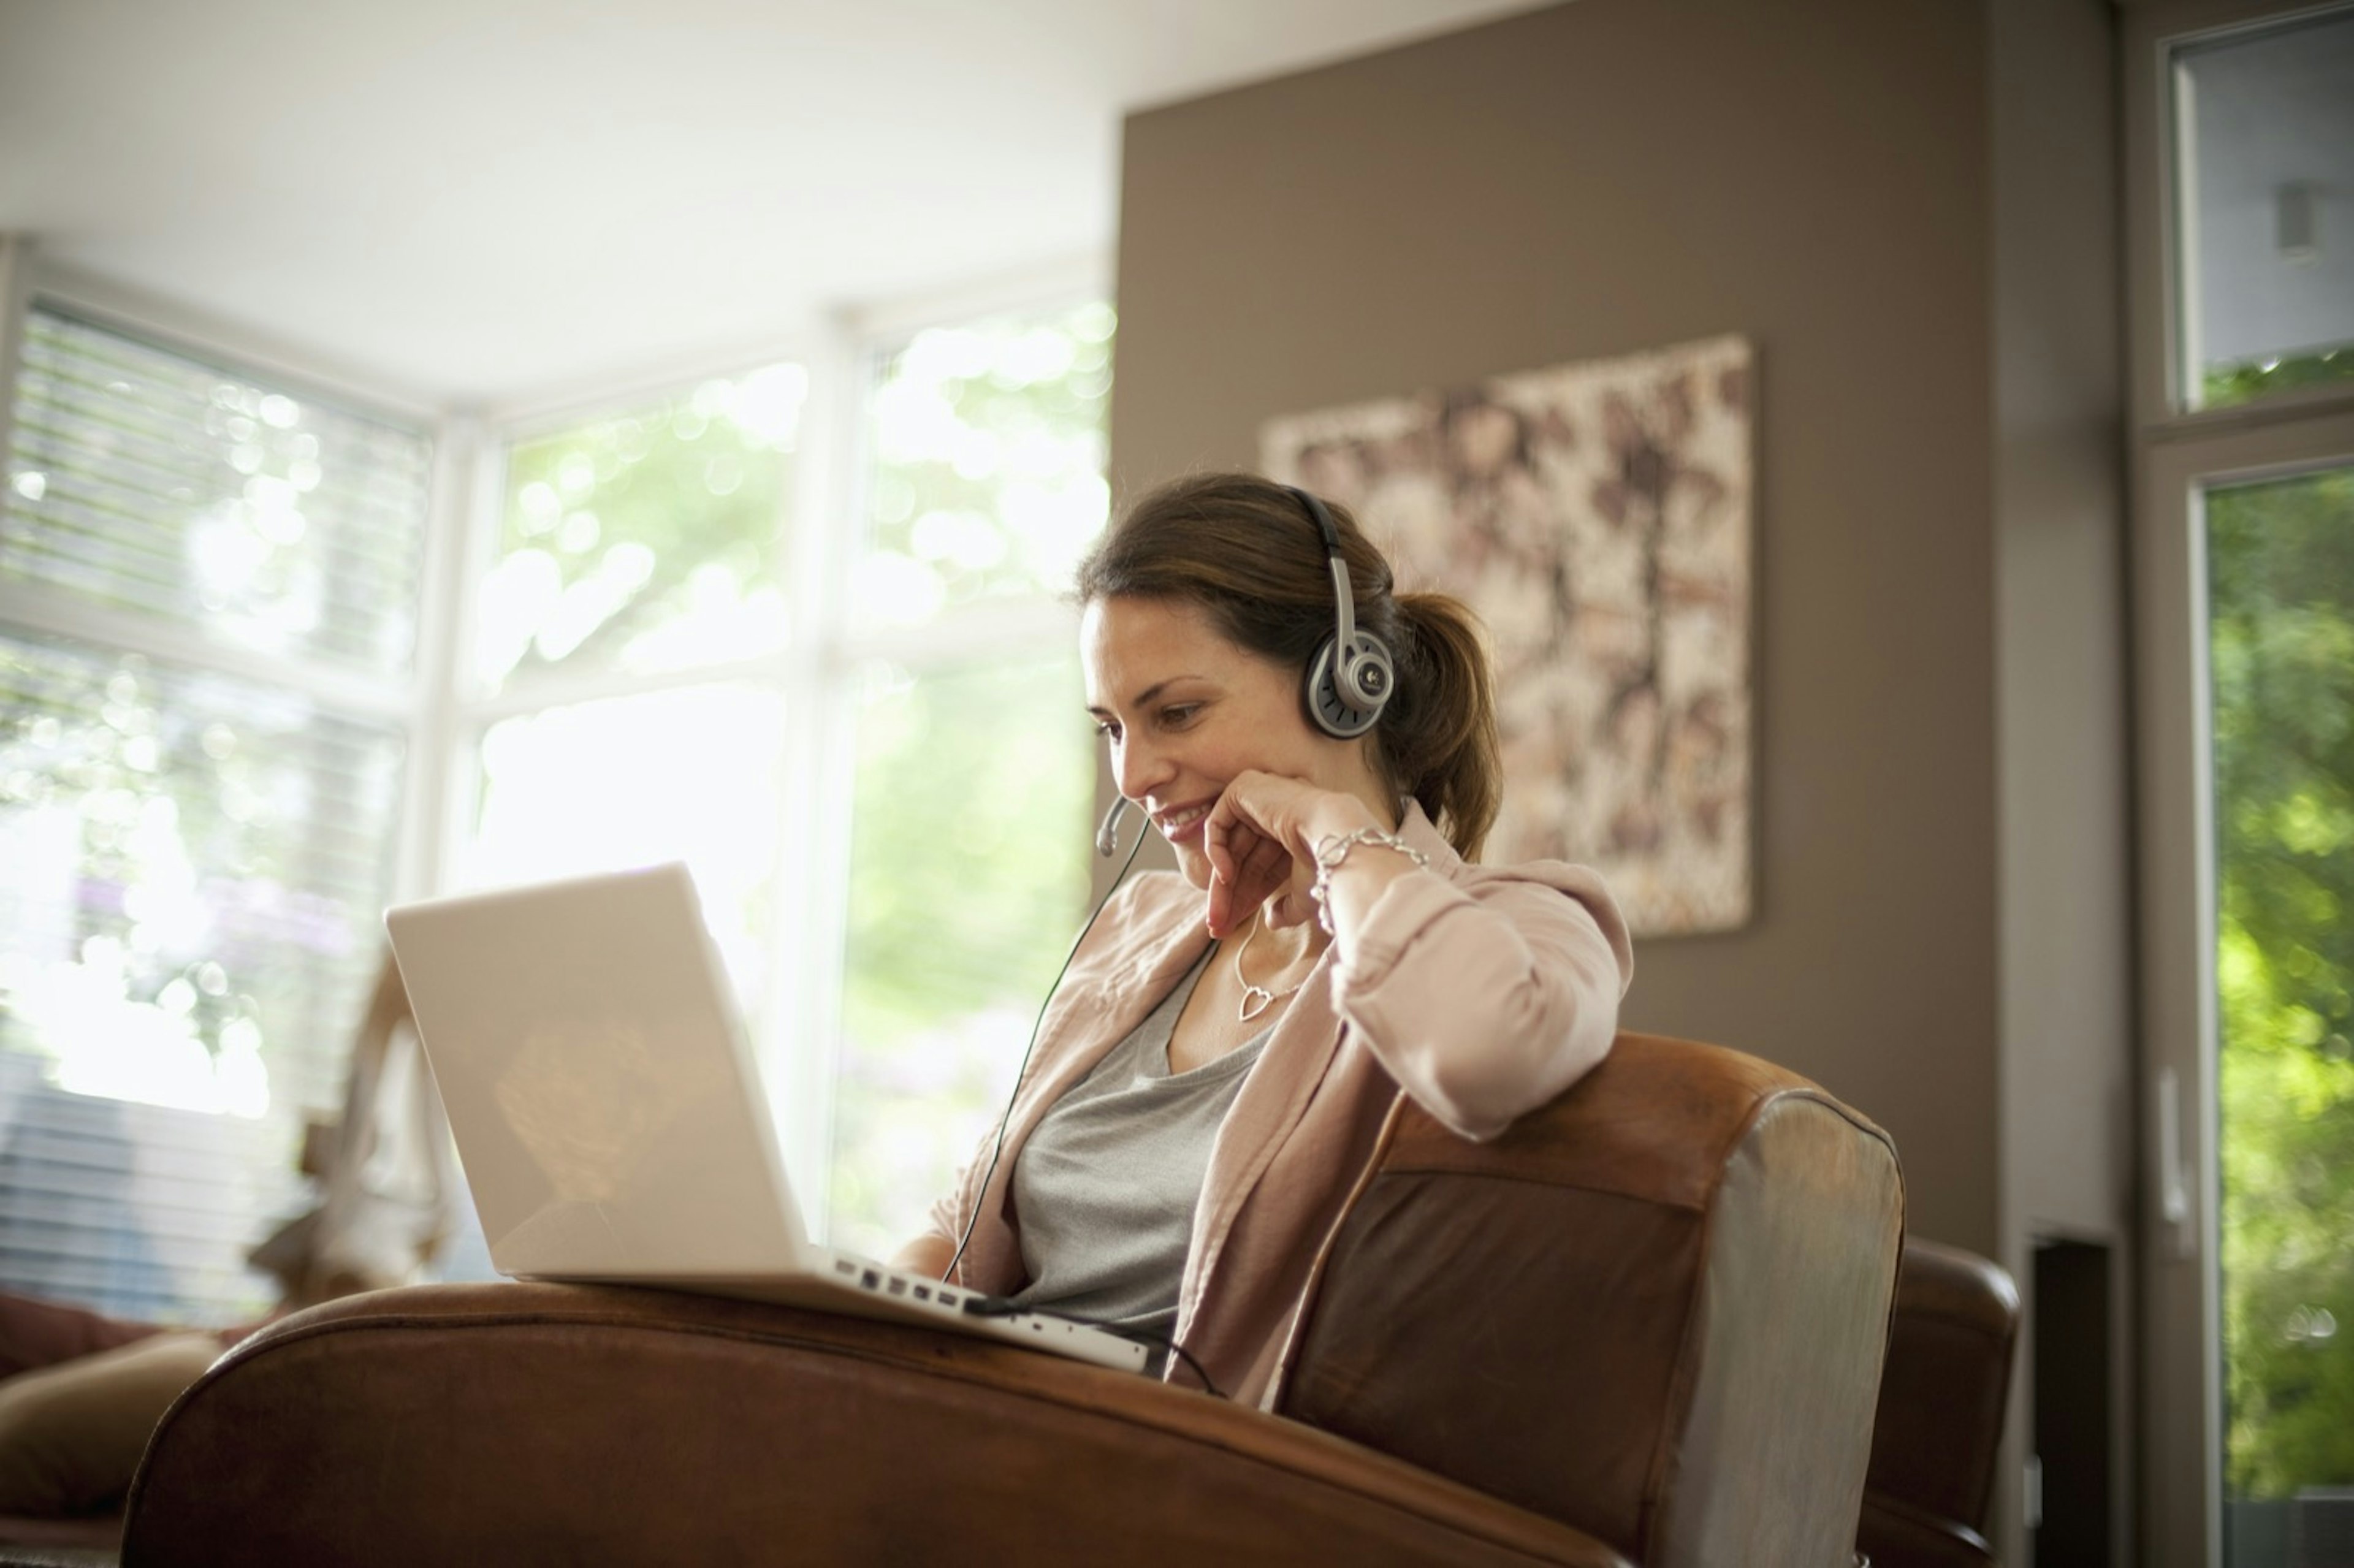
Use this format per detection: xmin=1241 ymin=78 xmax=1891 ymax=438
xmin=1305 ymin=634 xmax=1387 ymax=739
xmin=1336 ymin=631 xmax=1395 ymax=714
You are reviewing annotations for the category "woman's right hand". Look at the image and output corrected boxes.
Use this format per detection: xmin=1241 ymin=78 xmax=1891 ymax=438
xmin=889 ymin=1233 xmax=957 ymax=1281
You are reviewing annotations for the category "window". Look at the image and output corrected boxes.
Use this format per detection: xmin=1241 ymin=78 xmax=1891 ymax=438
xmin=829 ymin=300 xmax=1110 ymax=1257
xmin=449 ymin=295 xmax=1114 ymax=1255
xmin=2203 ymin=465 xmax=2354 ymax=1529
xmin=2173 ymin=8 xmax=2354 ymax=409
xmin=0 ymin=270 xmax=1111 ymax=1325
xmin=0 ymin=304 xmax=432 ymax=1322
xmin=2129 ymin=5 xmax=2354 ymax=1562
xmin=460 ymin=362 xmax=810 ymax=1026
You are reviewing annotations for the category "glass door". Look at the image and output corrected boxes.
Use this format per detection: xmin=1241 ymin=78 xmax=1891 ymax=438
xmin=2205 ymin=465 xmax=2354 ymax=1562
xmin=2129 ymin=6 xmax=2354 ymax=1561
xmin=2137 ymin=412 xmax=2354 ymax=1568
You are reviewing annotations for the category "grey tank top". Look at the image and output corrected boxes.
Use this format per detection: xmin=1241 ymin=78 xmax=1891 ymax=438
xmin=1008 ymin=954 xmax=1271 ymax=1359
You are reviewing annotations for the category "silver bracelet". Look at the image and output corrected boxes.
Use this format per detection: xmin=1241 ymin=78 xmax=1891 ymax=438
xmin=1308 ymin=828 xmax=1430 ymax=935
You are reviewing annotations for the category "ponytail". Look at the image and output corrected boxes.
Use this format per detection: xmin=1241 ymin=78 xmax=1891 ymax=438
xmin=1382 ymin=593 xmax=1501 ymax=861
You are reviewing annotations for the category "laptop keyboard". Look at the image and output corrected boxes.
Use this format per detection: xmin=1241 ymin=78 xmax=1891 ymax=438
xmin=821 ymin=1249 xmax=1142 ymax=1372
xmin=832 ymin=1253 xmax=981 ymax=1312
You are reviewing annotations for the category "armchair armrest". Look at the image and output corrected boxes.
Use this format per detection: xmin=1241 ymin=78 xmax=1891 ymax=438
xmin=124 ymin=1282 xmax=1628 ymax=1567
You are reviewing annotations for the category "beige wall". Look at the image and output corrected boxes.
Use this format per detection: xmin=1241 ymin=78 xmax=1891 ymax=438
xmin=1110 ymin=0 xmax=2002 ymax=1253
xmin=1995 ymin=0 xmax=2131 ymax=1264
xmin=1992 ymin=0 xmax=2132 ymax=1558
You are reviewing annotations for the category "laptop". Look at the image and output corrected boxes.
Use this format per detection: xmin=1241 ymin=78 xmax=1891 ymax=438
xmin=383 ymin=862 xmax=1148 ymax=1376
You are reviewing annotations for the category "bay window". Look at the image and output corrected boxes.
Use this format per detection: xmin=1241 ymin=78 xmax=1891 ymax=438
xmin=0 ymin=267 xmax=1110 ymax=1320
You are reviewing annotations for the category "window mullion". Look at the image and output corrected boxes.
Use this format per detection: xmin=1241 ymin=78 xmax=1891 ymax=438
xmin=833 ymin=600 xmax=1080 ymax=676
xmin=2141 ymin=381 xmax=2354 ymax=447
xmin=452 ymin=650 xmax=807 ymax=727
xmin=761 ymin=315 xmax=863 ymax=1241
xmin=396 ymin=415 xmax=482 ymax=904
xmin=0 ymin=580 xmax=411 ymax=721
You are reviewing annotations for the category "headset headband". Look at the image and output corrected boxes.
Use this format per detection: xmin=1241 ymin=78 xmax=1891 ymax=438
xmin=1286 ymin=486 xmax=1361 ymax=669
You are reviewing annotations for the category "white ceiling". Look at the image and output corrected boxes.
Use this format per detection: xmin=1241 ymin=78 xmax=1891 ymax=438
xmin=0 ymin=0 xmax=1552 ymax=407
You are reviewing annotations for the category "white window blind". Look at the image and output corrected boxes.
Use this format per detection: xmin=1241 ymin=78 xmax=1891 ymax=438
xmin=0 ymin=304 xmax=428 ymax=1324
xmin=5 ymin=307 xmax=430 ymax=669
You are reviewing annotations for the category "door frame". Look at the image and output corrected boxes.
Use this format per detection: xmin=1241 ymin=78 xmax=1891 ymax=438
xmin=2133 ymin=407 xmax=2354 ymax=1567
xmin=2120 ymin=2 xmax=2354 ymax=1560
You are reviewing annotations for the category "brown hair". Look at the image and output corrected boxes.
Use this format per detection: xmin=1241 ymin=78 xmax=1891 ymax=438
xmin=1075 ymin=472 xmax=1502 ymax=860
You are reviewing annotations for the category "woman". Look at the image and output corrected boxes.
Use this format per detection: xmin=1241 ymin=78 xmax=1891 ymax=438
xmin=894 ymin=473 xmax=1633 ymax=1408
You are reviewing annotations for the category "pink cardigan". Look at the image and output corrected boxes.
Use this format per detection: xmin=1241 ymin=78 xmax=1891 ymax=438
xmin=922 ymin=801 xmax=1635 ymax=1407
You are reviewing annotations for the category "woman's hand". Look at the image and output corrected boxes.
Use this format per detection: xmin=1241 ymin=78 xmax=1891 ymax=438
xmin=1200 ymin=771 xmax=1381 ymax=938
xmin=890 ymin=1232 xmax=957 ymax=1282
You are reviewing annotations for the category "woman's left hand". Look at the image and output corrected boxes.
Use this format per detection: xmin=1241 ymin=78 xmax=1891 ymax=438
xmin=1201 ymin=771 xmax=1379 ymax=938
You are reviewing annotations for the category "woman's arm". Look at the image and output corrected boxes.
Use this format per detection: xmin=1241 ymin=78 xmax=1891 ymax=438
xmin=1200 ymin=768 xmax=1632 ymax=1142
xmin=889 ymin=1233 xmax=956 ymax=1279
xmin=893 ymin=1116 xmax=1010 ymax=1284
xmin=1335 ymin=869 xmax=1628 ymax=1140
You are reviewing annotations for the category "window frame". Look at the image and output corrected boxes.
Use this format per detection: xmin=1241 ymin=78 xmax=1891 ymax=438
xmin=2126 ymin=0 xmax=2354 ymax=433
xmin=2122 ymin=2 xmax=2354 ymax=1560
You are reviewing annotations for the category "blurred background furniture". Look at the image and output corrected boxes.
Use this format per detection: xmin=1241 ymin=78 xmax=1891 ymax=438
xmin=0 ymin=1290 xmax=181 ymax=1562
xmin=1856 ymin=1239 xmax=2022 ymax=1568
xmin=0 ymin=955 xmax=451 ymax=1561
xmin=117 ymin=1032 xmax=1905 ymax=1567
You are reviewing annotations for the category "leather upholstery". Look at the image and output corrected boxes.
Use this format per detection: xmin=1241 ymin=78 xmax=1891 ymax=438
xmin=123 ymin=1284 xmax=1628 ymax=1567
xmin=1280 ymin=1033 xmax=1904 ymax=1567
xmin=121 ymin=1032 xmax=1904 ymax=1566
xmin=1856 ymin=1239 xmax=2019 ymax=1568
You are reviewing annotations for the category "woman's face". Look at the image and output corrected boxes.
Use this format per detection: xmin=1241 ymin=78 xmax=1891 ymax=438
xmin=1081 ymin=594 xmax=1371 ymax=889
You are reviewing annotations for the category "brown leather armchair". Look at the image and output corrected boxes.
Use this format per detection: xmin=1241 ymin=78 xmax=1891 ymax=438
xmin=1857 ymin=1239 xmax=2021 ymax=1568
xmin=119 ymin=1033 xmax=1904 ymax=1567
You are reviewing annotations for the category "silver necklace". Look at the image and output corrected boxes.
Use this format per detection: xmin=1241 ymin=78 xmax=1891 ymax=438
xmin=1232 ymin=918 xmax=1314 ymax=1022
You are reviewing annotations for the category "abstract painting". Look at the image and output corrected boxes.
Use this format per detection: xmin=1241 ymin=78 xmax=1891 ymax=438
xmin=1263 ymin=335 xmax=1754 ymax=936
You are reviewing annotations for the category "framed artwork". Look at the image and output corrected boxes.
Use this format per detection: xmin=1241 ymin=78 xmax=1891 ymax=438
xmin=1263 ymin=335 xmax=1754 ymax=937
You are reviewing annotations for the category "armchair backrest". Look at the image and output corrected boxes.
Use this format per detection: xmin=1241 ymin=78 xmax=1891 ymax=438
xmin=1279 ymin=1032 xmax=1904 ymax=1568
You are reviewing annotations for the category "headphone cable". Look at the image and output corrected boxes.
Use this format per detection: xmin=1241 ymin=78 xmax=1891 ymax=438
xmin=942 ymin=818 xmax=1148 ymax=1284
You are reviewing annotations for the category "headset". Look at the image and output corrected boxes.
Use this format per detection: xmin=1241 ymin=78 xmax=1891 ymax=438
xmin=1286 ymin=485 xmax=1397 ymax=740
xmin=940 ymin=484 xmax=1393 ymax=1396
xmin=1085 ymin=485 xmax=1393 ymax=852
